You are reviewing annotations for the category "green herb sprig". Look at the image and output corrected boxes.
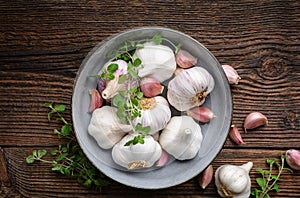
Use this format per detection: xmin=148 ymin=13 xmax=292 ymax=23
xmin=251 ymin=155 xmax=293 ymax=198
xmin=99 ymin=34 xmax=170 ymax=146
xmin=26 ymin=102 xmax=109 ymax=189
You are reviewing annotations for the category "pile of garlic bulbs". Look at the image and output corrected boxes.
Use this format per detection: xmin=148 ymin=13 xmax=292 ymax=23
xmin=87 ymin=38 xmax=215 ymax=170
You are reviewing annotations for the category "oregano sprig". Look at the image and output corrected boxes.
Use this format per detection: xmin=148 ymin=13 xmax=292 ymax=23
xmin=251 ymin=155 xmax=293 ymax=198
xmin=26 ymin=102 xmax=109 ymax=189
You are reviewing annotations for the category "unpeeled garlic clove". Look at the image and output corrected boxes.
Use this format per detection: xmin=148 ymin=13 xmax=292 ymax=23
xmin=89 ymin=89 xmax=103 ymax=112
xmin=187 ymin=106 xmax=215 ymax=123
xmin=198 ymin=164 xmax=213 ymax=189
xmin=222 ymin=64 xmax=241 ymax=85
xmin=229 ymin=125 xmax=245 ymax=145
xmin=156 ymin=149 xmax=169 ymax=167
xmin=176 ymin=49 xmax=197 ymax=68
xmin=140 ymin=77 xmax=164 ymax=98
xmin=244 ymin=112 xmax=268 ymax=131
xmin=286 ymin=149 xmax=300 ymax=170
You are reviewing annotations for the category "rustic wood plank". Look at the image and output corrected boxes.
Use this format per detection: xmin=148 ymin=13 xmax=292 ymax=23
xmin=3 ymin=147 xmax=300 ymax=197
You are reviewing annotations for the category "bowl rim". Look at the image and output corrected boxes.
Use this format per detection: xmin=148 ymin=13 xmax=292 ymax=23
xmin=71 ymin=26 xmax=232 ymax=189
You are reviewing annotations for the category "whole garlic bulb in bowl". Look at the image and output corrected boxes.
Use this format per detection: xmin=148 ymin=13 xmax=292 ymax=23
xmin=159 ymin=116 xmax=203 ymax=160
xmin=167 ymin=67 xmax=215 ymax=111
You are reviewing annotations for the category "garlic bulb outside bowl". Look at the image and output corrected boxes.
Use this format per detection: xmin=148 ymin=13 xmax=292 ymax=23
xmin=112 ymin=134 xmax=162 ymax=170
xmin=215 ymin=162 xmax=253 ymax=198
xmin=133 ymin=96 xmax=171 ymax=135
xmin=167 ymin=67 xmax=215 ymax=111
xmin=159 ymin=116 xmax=203 ymax=160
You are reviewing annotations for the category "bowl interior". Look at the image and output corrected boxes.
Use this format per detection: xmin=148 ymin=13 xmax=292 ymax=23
xmin=72 ymin=27 xmax=232 ymax=189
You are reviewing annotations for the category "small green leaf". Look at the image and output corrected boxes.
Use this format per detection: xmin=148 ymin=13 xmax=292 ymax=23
xmin=56 ymin=153 xmax=68 ymax=161
xmin=152 ymin=34 xmax=162 ymax=45
xmin=128 ymin=68 xmax=138 ymax=79
xmin=26 ymin=155 xmax=35 ymax=164
xmin=106 ymin=73 xmax=115 ymax=80
xmin=133 ymin=58 xmax=141 ymax=67
xmin=44 ymin=102 xmax=53 ymax=108
xmin=55 ymin=104 xmax=65 ymax=111
xmin=256 ymin=177 xmax=266 ymax=189
xmin=107 ymin=63 xmax=118 ymax=73
xmin=118 ymin=74 xmax=127 ymax=84
xmin=136 ymin=43 xmax=144 ymax=49
xmin=136 ymin=91 xmax=143 ymax=99
xmin=112 ymin=95 xmax=126 ymax=107
xmin=37 ymin=150 xmax=47 ymax=158
xmin=51 ymin=149 xmax=58 ymax=155
xmin=266 ymin=159 xmax=275 ymax=165
xmin=273 ymin=182 xmax=279 ymax=192
xmin=61 ymin=124 xmax=72 ymax=136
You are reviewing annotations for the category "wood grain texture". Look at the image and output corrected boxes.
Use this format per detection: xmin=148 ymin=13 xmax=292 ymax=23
xmin=1 ymin=0 xmax=300 ymax=197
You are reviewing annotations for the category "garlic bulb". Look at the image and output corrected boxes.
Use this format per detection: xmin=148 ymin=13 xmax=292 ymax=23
xmin=112 ymin=134 xmax=162 ymax=170
xmin=134 ymin=42 xmax=176 ymax=82
xmin=167 ymin=67 xmax=215 ymax=111
xmin=159 ymin=116 xmax=203 ymax=160
xmin=88 ymin=106 xmax=132 ymax=149
xmin=133 ymin=96 xmax=171 ymax=135
xmin=215 ymin=162 xmax=253 ymax=198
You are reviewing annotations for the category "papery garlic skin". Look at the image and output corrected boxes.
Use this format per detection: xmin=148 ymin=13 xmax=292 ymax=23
xmin=140 ymin=77 xmax=164 ymax=97
xmin=176 ymin=49 xmax=197 ymax=69
xmin=215 ymin=162 xmax=253 ymax=198
xmin=133 ymin=96 xmax=171 ymax=135
xmin=167 ymin=67 xmax=215 ymax=111
xmin=101 ymin=60 xmax=132 ymax=100
xmin=134 ymin=42 xmax=176 ymax=82
xmin=88 ymin=106 xmax=131 ymax=149
xmin=222 ymin=64 xmax=241 ymax=85
xmin=286 ymin=149 xmax=300 ymax=170
xmin=159 ymin=116 xmax=203 ymax=160
xmin=112 ymin=134 xmax=162 ymax=170
xmin=156 ymin=149 xmax=169 ymax=167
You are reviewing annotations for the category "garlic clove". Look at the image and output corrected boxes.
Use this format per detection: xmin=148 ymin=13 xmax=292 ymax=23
xmin=140 ymin=77 xmax=164 ymax=98
xmin=175 ymin=49 xmax=197 ymax=68
xmin=88 ymin=89 xmax=103 ymax=113
xmin=198 ymin=164 xmax=213 ymax=189
xmin=244 ymin=112 xmax=268 ymax=132
xmin=229 ymin=125 xmax=245 ymax=145
xmin=286 ymin=149 xmax=300 ymax=170
xmin=187 ymin=106 xmax=215 ymax=123
xmin=156 ymin=149 xmax=169 ymax=167
xmin=222 ymin=64 xmax=241 ymax=85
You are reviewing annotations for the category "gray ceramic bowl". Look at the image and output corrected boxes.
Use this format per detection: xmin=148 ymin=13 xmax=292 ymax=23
xmin=72 ymin=27 xmax=232 ymax=189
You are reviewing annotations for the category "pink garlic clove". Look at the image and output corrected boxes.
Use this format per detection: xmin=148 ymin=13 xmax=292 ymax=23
xmin=244 ymin=112 xmax=268 ymax=132
xmin=286 ymin=149 xmax=300 ymax=170
xmin=140 ymin=77 xmax=164 ymax=98
xmin=229 ymin=125 xmax=245 ymax=145
xmin=187 ymin=106 xmax=215 ymax=123
xmin=175 ymin=49 xmax=198 ymax=68
xmin=156 ymin=149 xmax=169 ymax=167
xmin=89 ymin=89 xmax=103 ymax=113
xmin=222 ymin=64 xmax=241 ymax=85
xmin=198 ymin=164 xmax=213 ymax=189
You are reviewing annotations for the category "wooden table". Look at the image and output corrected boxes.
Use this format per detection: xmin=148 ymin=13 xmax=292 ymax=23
xmin=1 ymin=1 xmax=299 ymax=197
